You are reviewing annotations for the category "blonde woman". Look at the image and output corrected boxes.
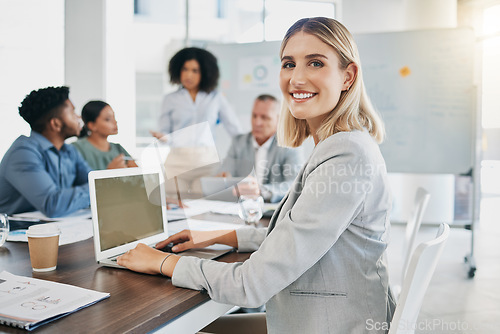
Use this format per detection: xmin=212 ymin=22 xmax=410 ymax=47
xmin=119 ymin=17 xmax=395 ymax=333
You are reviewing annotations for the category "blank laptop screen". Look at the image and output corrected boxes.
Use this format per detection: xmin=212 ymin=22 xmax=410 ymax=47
xmin=94 ymin=173 xmax=164 ymax=251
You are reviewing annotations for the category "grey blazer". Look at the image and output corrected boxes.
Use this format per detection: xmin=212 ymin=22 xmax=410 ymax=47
xmin=173 ymin=130 xmax=395 ymax=333
xmin=221 ymin=133 xmax=303 ymax=202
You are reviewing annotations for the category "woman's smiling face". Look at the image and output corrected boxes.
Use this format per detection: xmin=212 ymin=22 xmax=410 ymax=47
xmin=280 ymin=31 xmax=351 ymax=132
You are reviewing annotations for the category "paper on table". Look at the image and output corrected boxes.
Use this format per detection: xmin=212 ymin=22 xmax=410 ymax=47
xmin=204 ymin=200 xmax=241 ymax=216
xmin=11 ymin=209 xmax=92 ymax=222
xmin=7 ymin=217 xmax=93 ymax=245
xmin=166 ymin=201 xmax=212 ymax=220
xmin=0 ymin=271 xmax=109 ymax=331
xmin=167 ymin=199 xmax=241 ymax=220
xmin=188 ymin=199 xmax=277 ymax=216
xmin=168 ymin=218 xmax=243 ymax=234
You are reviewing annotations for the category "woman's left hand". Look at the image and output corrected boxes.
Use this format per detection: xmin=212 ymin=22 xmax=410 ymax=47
xmin=126 ymin=159 xmax=138 ymax=168
xmin=117 ymin=243 xmax=178 ymax=276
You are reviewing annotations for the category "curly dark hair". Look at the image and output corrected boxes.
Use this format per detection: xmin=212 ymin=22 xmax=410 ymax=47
xmin=168 ymin=47 xmax=219 ymax=93
xmin=78 ymin=100 xmax=110 ymax=138
xmin=18 ymin=86 xmax=70 ymax=133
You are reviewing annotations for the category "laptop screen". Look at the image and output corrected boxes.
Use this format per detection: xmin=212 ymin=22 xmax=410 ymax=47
xmin=94 ymin=173 xmax=164 ymax=251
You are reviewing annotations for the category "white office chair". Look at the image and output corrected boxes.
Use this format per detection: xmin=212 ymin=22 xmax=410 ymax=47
xmin=393 ymin=187 xmax=431 ymax=299
xmin=402 ymin=187 xmax=431 ymax=282
xmin=388 ymin=223 xmax=450 ymax=334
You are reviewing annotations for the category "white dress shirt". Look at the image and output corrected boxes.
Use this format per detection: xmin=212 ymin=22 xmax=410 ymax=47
xmin=253 ymin=135 xmax=274 ymax=199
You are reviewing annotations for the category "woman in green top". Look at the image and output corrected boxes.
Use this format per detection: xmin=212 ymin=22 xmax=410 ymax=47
xmin=72 ymin=101 xmax=138 ymax=170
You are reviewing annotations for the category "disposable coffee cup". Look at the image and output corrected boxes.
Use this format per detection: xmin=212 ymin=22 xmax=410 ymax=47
xmin=27 ymin=223 xmax=61 ymax=272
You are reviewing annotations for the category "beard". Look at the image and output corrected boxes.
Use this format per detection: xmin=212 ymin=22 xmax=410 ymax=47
xmin=60 ymin=122 xmax=81 ymax=139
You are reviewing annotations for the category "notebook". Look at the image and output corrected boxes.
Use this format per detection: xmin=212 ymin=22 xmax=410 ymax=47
xmin=0 ymin=271 xmax=109 ymax=331
xmin=88 ymin=167 xmax=234 ymax=269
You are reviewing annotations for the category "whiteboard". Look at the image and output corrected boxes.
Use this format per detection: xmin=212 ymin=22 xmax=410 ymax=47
xmin=356 ymin=28 xmax=475 ymax=174
xmin=208 ymin=28 xmax=476 ymax=174
xmin=207 ymin=41 xmax=282 ymax=128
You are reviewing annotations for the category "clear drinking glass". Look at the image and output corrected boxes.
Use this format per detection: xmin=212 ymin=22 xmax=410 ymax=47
xmin=238 ymin=195 xmax=264 ymax=227
xmin=0 ymin=213 xmax=9 ymax=247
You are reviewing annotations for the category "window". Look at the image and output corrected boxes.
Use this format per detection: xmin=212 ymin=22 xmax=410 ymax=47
xmin=189 ymin=0 xmax=265 ymax=43
xmin=187 ymin=0 xmax=336 ymax=43
xmin=264 ymin=0 xmax=336 ymax=41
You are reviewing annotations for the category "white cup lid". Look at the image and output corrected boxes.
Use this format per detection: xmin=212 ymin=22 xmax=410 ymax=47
xmin=27 ymin=223 xmax=61 ymax=237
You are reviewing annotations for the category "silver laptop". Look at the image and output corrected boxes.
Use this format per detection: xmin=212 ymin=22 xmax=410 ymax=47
xmin=200 ymin=176 xmax=244 ymax=202
xmin=88 ymin=167 xmax=234 ymax=269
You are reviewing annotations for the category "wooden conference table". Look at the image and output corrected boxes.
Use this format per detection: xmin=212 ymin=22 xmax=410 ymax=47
xmin=0 ymin=213 xmax=263 ymax=334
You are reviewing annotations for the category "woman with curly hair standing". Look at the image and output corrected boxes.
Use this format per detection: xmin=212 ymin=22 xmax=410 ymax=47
xmin=151 ymin=47 xmax=243 ymax=143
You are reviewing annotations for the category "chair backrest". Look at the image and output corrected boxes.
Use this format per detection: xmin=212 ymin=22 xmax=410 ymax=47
xmin=401 ymin=187 xmax=431 ymax=281
xmin=389 ymin=223 xmax=450 ymax=334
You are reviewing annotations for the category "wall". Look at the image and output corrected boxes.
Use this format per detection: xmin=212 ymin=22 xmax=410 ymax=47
xmin=0 ymin=0 xmax=65 ymax=158
xmin=343 ymin=0 xmax=457 ymax=33
xmin=0 ymin=0 xmax=136 ymax=159
xmin=342 ymin=0 xmax=406 ymax=33
xmin=65 ymin=0 xmax=105 ymax=111
xmin=342 ymin=0 xmax=461 ymax=223
xmin=65 ymin=0 xmax=136 ymax=155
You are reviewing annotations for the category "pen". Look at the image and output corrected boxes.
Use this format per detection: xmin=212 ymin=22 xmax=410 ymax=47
xmin=123 ymin=156 xmax=135 ymax=161
xmin=174 ymin=176 xmax=182 ymax=207
xmin=8 ymin=230 xmax=26 ymax=236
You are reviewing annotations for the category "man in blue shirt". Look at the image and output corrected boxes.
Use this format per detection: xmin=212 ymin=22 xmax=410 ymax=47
xmin=0 ymin=86 xmax=92 ymax=218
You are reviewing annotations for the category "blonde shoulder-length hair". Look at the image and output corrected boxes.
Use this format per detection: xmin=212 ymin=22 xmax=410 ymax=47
xmin=277 ymin=17 xmax=385 ymax=147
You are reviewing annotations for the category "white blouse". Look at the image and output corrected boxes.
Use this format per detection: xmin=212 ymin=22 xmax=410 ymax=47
xmin=159 ymin=88 xmax=243 ymax=143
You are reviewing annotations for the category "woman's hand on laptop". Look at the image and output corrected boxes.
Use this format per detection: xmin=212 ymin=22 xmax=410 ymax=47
xmin=156 ymin=229 xmax=238 ymax=253
xmin=117 ymin=243 xmax=180 ymax=276
xmin=118 ymin=229 xmax=238 ymax=276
